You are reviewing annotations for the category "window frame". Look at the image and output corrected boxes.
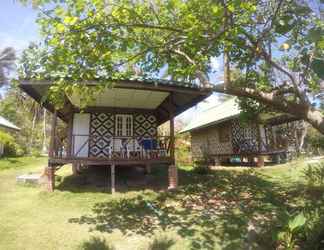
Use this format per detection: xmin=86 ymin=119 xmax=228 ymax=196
xmin=115 ymin=114 xmax=133 ymax=137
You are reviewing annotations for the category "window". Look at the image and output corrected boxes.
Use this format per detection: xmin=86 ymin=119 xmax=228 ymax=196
xmin=219 ymin=125 xmax=230 ymax=143
xmin=115 ymin=115 xmax=133 ymax=136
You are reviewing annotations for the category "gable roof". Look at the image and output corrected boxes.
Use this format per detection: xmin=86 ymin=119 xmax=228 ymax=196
xmin=180 ymin=98 xmax=240 ymax=133
xmin=0 ymin=116 xmax=20 ymax=131
xmin=19 ymin=78 xmax=212 ymax=125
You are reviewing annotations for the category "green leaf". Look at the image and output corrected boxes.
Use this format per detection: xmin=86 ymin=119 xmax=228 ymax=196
xmin=56 ymin=23 xmax=65 ymax=33
xmin=308 ymin=28 xmax=323 ymax=43
xmin=288 ymin=213 xmax=306 ymax=232
xmin=63 ymin=16 xmax=78 ymax=25
xmin=311 ymin=59 xmax=324 ymax=80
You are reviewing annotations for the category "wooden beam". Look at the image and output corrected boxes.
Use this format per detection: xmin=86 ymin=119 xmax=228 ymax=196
xmin=19 ymin=84 xmax=70 ymax=122
xmin=80 ymin=106 xmax=155 ymax=114
xmin=21 ymin=80 xmax=211 ymax=96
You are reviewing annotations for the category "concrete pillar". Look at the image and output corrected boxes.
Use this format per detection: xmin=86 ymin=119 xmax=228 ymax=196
xmin=111 ymin=164 xmax=115 ymax=194
xmin=72 ymin=163 xmax=78 ymax=175
xmin=214 ymin=157 xmax=221 ymax=167
xmin=168 ymin=164 xmax=178 ymax=190
xmin=47 ymin=166 xmax=55 ymax=192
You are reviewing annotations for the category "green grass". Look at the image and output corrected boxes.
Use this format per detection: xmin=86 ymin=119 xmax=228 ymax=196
xmin=0 ymin=156 xmax=323 ymax=250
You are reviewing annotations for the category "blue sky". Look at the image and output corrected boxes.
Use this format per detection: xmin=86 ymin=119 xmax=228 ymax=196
xmin=0 ymin=1 xmax=39 ymax=51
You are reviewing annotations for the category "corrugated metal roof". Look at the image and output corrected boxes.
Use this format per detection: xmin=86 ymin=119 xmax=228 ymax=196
xmin=0 ymin=116 xmax=20 ymax=131
xmin=180 ymin=98 xmax=240 ymax=133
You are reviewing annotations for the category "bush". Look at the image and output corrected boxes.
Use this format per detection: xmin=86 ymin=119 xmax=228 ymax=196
xmin=30 ymin=148 xmax=42 ymax=157
xmin=273 ymin=211 xmax=306 ymax=250
xmin=303 ymin=163 xmax=324 ymax=187
xmin=193 ymin=159 xmax=211 ymax=175
xmin=0 ymin=131 xmax=23 ymax=156
xmin=79 ymin=236 xmax=114 ymax=250
xmin=303 ymin=209 xmax=324 ymax=250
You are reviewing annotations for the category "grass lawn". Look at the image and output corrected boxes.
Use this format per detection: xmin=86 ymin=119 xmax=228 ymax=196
xmin=0 ymin=156 xmax=323 ymax=250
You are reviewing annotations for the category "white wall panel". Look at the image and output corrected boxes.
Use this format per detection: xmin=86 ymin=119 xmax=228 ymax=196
xmin=73 ymin=113 xmax=90 ymax=157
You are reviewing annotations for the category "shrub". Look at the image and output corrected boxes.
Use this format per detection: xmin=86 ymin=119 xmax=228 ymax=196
xmin=301 ymin=209 xmax=324 ymax=250
xmin=79 ymin=236 xmax=114 ymax=250
xmin=0 ymin=131 xmax=23 ymax=156
xmin=273 ymin=211 xmax=306 ymax=250
xmin=30 ymin=148 xmax=42 ymax=157
xmin=303 ymin=163 xmax=324 ymax=187
xmin=193 ymin=159 xmax=211 ymax=175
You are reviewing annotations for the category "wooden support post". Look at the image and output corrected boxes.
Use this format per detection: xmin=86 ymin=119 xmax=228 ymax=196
xmin=49 ymin=111 xmax=57 ymax=158
xmin=168 ymin=95 xmax=177 ymax=189
xmin=66 ymin=116 xmax=73 ymax=157
xmin=145 ymin=163 xmax=151 ymax=174
xmin=169 ymin=96 xmax=175 ymax=162
xmin=111 ymin=164 xmax=115 ymax=194
xmin=257 ymin=155 xmax=264 ymax=167
xmin=47 ymin=165 xmax=55 ymax=192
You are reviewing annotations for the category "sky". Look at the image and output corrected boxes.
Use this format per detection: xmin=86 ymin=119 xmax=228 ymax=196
xmin=0 ymin=1 xmax=39 ymax=52
xmin=0 ymin=0 xmax=223 ymax=124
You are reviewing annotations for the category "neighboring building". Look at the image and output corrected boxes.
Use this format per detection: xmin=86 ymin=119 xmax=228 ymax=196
xmin=0 ymin=116 xmax=20 ymax=156
xmin=180 ymin=98 xmax=302 ymax=166
xmin=20 ymin=79 xmax=212 ymax=192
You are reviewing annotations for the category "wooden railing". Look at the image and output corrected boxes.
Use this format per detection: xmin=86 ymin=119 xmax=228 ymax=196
xmin=59 ymin=135 xmax=172 ymax=160
xmin=233 ymin=138 xmax=271 ymax=154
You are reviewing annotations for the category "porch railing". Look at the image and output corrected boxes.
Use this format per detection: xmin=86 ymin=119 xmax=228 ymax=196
xmin=63 ymin=135 xmax=171 ymax=160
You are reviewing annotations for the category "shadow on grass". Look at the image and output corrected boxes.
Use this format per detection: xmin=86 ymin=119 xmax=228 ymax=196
xmin=69 ymin=167 xmax=307 ymax=249
xmin=148 ymin=235 xmax=175 ymax=250
xmin=78 ymin=236 xmax=115 ymax=250
xmin=56 ymin=165 xmax=168 ymax=193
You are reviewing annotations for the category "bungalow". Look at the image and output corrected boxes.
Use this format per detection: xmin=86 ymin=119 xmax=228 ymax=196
xmin=0 ymin=116 xmax=20 ymax=156
xmin=19 ymin=79 xmax=212 ymax=192
xmin=180 ymin=98 xmax=303 ymax=167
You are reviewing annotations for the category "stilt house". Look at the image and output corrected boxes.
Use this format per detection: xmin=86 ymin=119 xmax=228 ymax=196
xmin=20 ymin=79 xmax=211 ymax=192
xmin=180 ymin=98 xmax=303 ymax=166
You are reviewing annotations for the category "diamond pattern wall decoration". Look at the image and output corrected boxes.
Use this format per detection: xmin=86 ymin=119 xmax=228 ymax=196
xmin=134 ymin=114 xmax=157 ymax=137
xmin=231 ymin=119 xmax=258 ymax=154
xmin=88 ymin=113 xmax=158 ymax=157
xmin=89 ymin=113 xmax=114 ymax=157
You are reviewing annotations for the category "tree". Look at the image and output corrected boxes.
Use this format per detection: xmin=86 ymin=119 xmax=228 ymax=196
xmin=19 ymin=0 xmax=324 ymax=133
xmin=0 ymin=47 xmax=16 ymax=87
xmin=0 ymin=84 xmax=50 ymax=154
